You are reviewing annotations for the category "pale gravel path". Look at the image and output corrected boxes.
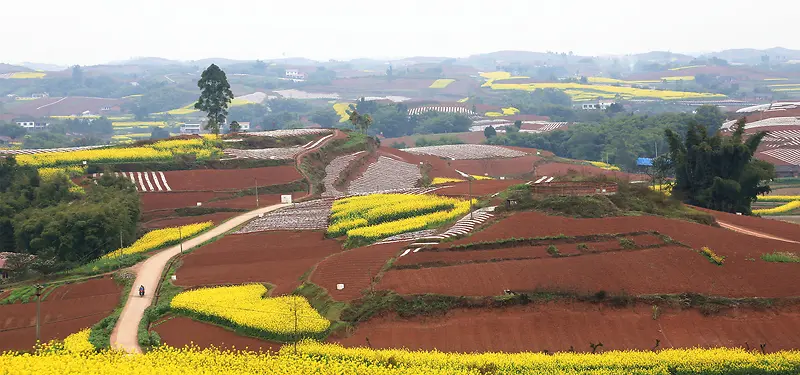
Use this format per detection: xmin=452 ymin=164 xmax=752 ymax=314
xmin=110 ymin=203 xmax=288 ymax=353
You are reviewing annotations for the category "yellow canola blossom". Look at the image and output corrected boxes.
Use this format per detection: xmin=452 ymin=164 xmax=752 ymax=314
xmin=170 ymin=284 xmax=329 ymax=338
xmin=16 ymin=138 xmax=219 ymax=167
xmin=9 ymin=71 xmax=46 ymax=79
xmin=753 ymin=200 xmax=800 ymax=215
xmin=2 ymin=341 xmax=800 ymax=374
xmin=328 ymin=194 xmax=474 ymax=242
xmin=589 ymin=161 xmax=621 ymax=171
xmin=479 ymin=71 xmax=512 ymax=80
xmin=333 ymin=103 xmax=354 ymax=123
xmin=486 ymin=81 xmax=725 ymax=100
xmin=111 ymin=121 xmax=168 ymax=128
xmin=38 ymin=165 xmax=87 ymax=179
xmin=432 ymin=177 xmax=465 ymax=185
xmin=62 ymin=328 xmax=94 ymax=353
xmin=103 ymin=222 xmax=212 ymax=259
xmin=457 ymin=97 xmax=469 ymax=103
xmin=485 ymin=111 xmax=503 ymax=117
xmin=650 ymin=184 xmax=672 ymax=196
xmin=501 ymin=107 xmax=520 ymax=115
xmin=429 ymin=79 xmax=455 ymax=89
xmin=669 ymin=64 xmax=706 ymax=71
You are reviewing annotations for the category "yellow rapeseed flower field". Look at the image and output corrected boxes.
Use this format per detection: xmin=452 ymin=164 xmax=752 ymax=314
xmin=753 ymin=200 xmax=800 ymax=215
xmin=333 ymin=103 xmax=354 ymax=122
xmin=429 ymin=79 xmax=455 ymax=89
xmin=2 ymin=341 xmax=800 ymax=374
xmin=9 ymin=71 xmax=47 ymax=79
xmin=485 ymin=81 xmax=724 ymax=101
xmin=102 ymin=222 xmax=212 ymax=259
xmin=111 ymin=121 xmax=169 ymax=128
xmin=170 ymin=284 xmax=329 ymax=339
xmin=62 ymin=328 xmax=95 ymax=353
xmin=16 ymin=138 xmax=219 ymax=167
xmin=757 ymin=195 xmax=800 ymax=202
xmin=431 ymin=177 xmax=465 ymax=185
xmin=589 ymin=161 xmax=621 ymax=171
xmin=328 ymin=194 xmax=474 ymax=243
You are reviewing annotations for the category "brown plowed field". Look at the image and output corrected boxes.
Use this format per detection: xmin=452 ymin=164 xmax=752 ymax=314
xmin=379 ymin=147 xmax=462 ymax=179
xmin=449 ymin=156 xmax=541 ymax=176
xmin=433 ymin=180 xmax=525 ymax=197
xmin=141 ymin=192 xmax=223 ymax=212
xmin=141 ymin=212 xmax=240 ymax=230
xmin=0 ymin=277 xmax=121 ymax=352
xmin=155 ymin=316 xmax=282 ymax=352
xmin=394 ymin=246 xmax=554 ymax=266
xmin=377 ymin=212 xmax=800 ymax=298
xmin=205 ymin=193 xmax=303 ymax=209
xmin=336 ymin=302 xmax=800 ymax=353
xmin=176 ymin=231 xmax=342 ymax=296
xmin=502 ymin=146 xmax=554 ymax=157
xmin=310 ymin=242 xmax=406 ymax=301
xmin=694 ymin=206 xmax=800 ymax=242
xmin=164 ymin=167 xmax=302 ymax=191
xmin=535 ymin=162 xmax=649 ymax=181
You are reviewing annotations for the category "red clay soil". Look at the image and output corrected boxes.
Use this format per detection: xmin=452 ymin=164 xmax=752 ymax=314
xmin=379 ymin=147 xmax=462 ymax=179
xmin=155 ymin=316 xmax=282 ymax=352
xmin=164 ymin=167 xmax=303 ymax=191
xmin=310 ymin=242 xmax=406 ymax=301
xmin=205 ymin=192 xmax=304 ymax=210
xmin=449 ymin=156 xmax=542 ymax=177
xmin=141 ymin=212 xmax=240 ymax=230
xmin=433 ymin=179 xmax=525 ymax=197
xmin=176 ymin=231 xmax=343 ymax=296
xmin=502 ymin=146 xmax=554 ymax=157
xmin=335 ymin=301 xmax=800 ymax=353
xmin=141 ymin=192 xmax=223 ymax=212
xmin=0 ymin=277 xmax=121 ymax=352
xmin=377 ymin=212 xmax=800 ymax=298
xmin=535 ymin=162 xmax=650 ymax=181
xmin=694 ymin=206 xmax=800 ymax=242
xmin=394 ymin=246 xmax=554 ymax=267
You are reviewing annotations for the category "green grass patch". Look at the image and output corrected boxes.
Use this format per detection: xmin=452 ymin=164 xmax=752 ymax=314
xmin=761 ymin=252 xmax=800 ymax=263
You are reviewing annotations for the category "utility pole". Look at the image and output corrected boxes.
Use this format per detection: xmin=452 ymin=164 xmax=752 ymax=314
xmin=35 ymin=284 xmax=44 ymax=342
xmin=255 ymin=178 xmax=259 ymax=208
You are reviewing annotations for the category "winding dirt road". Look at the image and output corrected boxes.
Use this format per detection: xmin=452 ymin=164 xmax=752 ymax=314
xmin=717 ymin=221 xmax=800 ymax=244
xmin=110 ymin=203 xmax=288 ymax=353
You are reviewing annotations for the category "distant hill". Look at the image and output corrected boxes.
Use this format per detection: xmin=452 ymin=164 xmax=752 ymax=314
xmin=108 ymin=57 xmax=184 ymax=66
xmin=0 ymin=63 xmax=32 ymax=74
xmin=632 ymin=51 xmax=694 ymax=63
xmin=19 ymin=62 xmax=68 ymax=71
xmin=705 ymin=47 xmax=800 ymax=64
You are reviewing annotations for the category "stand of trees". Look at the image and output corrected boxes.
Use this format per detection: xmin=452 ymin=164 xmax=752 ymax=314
xmin=664 ymin=118 xmax=774 ymax=214
xmin=0 ymin=157 xmax=140 ymax=269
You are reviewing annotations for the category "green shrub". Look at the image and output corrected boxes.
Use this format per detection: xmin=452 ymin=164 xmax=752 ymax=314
xmin=761 ymin=252 xmax=800 ymax=263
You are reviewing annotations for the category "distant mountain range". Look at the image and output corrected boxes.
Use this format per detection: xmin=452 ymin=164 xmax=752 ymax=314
xmin=8 ymin=47 xmax=800 ymax=72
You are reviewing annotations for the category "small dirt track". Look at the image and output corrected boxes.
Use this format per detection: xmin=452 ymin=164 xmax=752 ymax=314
xmin=717 ymin=221 xmax=800 ymax=244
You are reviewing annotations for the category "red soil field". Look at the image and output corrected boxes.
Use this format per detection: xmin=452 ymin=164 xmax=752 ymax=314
xmin=378 ymin=246 xmax=800 ymax=298
xmin=379 ymin=147 xmax=462 ymax=179
xmin=535 ymin=162 xmax=650 ymax=181
xmin=310 ymin=242 xmax=406 ymax=301
xmin=163 ymin=167 xmax=303 ymax=191
xmin=205 ymin=192 xmax=304 ymax=210
xmin=0 ymin=276 xmax=121 ymax=352
xmin=694 ymin=206 xmax=800 ymax=242
xmin=141 ymin=192 xmax=222 ymax=212
xmin=502 ymin=146 xmax=554 ymax=157
xmin=433 ymin=179 xmax=525 ymax=197
xmin=393 ymin=246 xmax=553 ymax=266
xmin=141 ymin=212 xmax=240 ymax=230
xmin=176 ymin=231 xmax=343 ymax=296
xmin=449 ymin=155 xmax=541 ymax=176
xmin=336 ymin=301 xmax=800 ymax=353
xmin=155 ymin=316 xmax=282 ymax=352
xmin=378 ymin=212 xmax=800 ymax=298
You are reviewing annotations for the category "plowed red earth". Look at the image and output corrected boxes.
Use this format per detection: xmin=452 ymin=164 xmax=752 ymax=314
xmin=378 ymin=212 xmax=800 ymax=297
xmin=394 ymin=246 xmax=553 ymax=266
xmin=335 ymin=302 xmax=800 ymax=353
xmin=176 ymin=231 xmax=342 ymax=296
xmin=433 ymin=180 xmax=525 ymax=197
xmin=141 ymin=212 xmax=240 ymax=230
xmin=164 ymin=167 xmax=302 ymax=191
xmin=0 ymin=277 xmax=121 ymax=352
xmin=536 ymin=162 xmax=649 ymax=181
xmin=694 ymin=206 xmax=800 ymax=242
xmin=205 ymin=193 xmax=304 ymax=209
xmin=310 ymin=242 xmax=406 ymax=301
xmin=502 ymin=146 xmax=554 ymax=157
xmin=449 ymin=156 xmax=541 ymax=176
xmin=141 ymin=192 xmax=224 ymax=211
xmin=379 ymin=147 xmax=462 ymax=179
xmin=155 ymin=316 xmax=282 ymax=352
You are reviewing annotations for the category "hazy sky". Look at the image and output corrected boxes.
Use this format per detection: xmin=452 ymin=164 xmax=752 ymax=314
xmin=4 ymin=0 xmax=799 ymax=66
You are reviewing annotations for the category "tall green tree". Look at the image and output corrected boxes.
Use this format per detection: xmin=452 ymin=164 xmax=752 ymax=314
xmin=195 ymin=64 xmax=234 ymax=137
xmin=347 ymin=107 xmax=373 ymax=134
xmin=229 ymin=121 xmax=242 ymax=133
xmin=664 ymin=118 xmax=774 ymax=214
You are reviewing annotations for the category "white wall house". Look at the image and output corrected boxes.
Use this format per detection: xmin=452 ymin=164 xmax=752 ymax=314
xmin=581 ymin=101 xmax=615 ymax=110
xmin=180 ymin=123 xmax=202 ymax=134
xmin=285 ymin=69 xmax=306 ymax=80
xmin=238 ymin=122 xmax=250 ymax=131
xmin=16 ymin=121 xmax=48 ymax=129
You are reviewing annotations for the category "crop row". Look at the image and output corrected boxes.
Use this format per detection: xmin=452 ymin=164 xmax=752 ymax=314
xmin=102 ymin=222 xmax=212 ymax=259
xmin=169 ymin=284 xmax=329 ymax=341
xmin=752 ymin=200 xmax=800 ymax=215
xmin=16 ymin=138 xmax=220 ymax=167
xmin=3 ymin=341 xmax=798 ymax=374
